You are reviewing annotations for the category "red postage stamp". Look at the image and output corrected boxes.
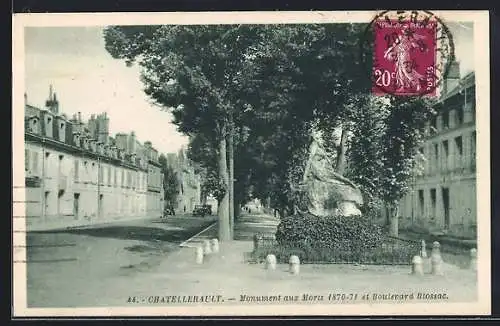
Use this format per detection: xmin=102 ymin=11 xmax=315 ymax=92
xmin=372 ymin=14 xmax=439 ymax=96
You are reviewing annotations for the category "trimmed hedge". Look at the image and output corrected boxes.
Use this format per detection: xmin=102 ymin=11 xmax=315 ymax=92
xmin=251 ymin=213 xmax=420 ymax=265
xmin=275 ymin=213 xmax=384 ymax=252
xmin=252 ymin=242 xmax=418 ymax=265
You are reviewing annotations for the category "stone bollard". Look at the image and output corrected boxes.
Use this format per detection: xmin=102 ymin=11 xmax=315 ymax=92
xmin=265 ymin=254 xmax=277 ymax=270
xmin=210 ymin=238 xmax=219 ymax=254
xmin=253 ymin=234 xmax=263 ymax=251
xmin=420 ymin=240 xmax=428 ymax=258
xmin=469 ymin=248 xmax=477 ymax=271
xmin=289 ymin=255 xmax=300 ymax=275
xmin=411 ymin=255 xmax=424 ymax=276
xmin=203 ymin=240 xmax=212 ymax=255
xmin=195 ymin=246 xmax=204 ymax=264
xmin=431 ymin=241 xmax=443 ymax=276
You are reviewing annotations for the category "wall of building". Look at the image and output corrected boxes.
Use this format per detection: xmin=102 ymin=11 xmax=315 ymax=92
xmin=175 ymin=167 xmax=201 ymax=214
xmin=23 ymin=90 xmax=165 ymax=231
xmin=146 ymin=162 xmax=163 ymax=218
xmin=166 ymin=149 xmax=202 ymax=214
xmin=398 ymin=73 xmax=476 ymax=238
xmin=24 ymin=140 xmax=152 ymax=231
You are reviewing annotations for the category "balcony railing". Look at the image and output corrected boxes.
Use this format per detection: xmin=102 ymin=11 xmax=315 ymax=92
xmin=25 ymin=176 xmax=41 ymax=188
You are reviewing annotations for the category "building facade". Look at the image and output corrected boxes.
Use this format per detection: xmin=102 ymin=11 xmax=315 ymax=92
xmin=166 ymin=149 xmax=202 ymax=214
xmin=24 ymin=87 xmax=164 ymax=231
xmin=398 ymin=66 xmax=476 ymax=239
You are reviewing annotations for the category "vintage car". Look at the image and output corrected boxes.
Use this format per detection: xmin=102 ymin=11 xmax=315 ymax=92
xmin=193 ymin=204 xmax=212 ymax=217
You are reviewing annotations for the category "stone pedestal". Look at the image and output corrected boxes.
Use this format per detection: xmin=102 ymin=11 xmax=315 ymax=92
xmin=412 ymin=255 xmax=424 ymax=276
xmin=210 ymin=239 xmax=220 ymax=254
xmin=420 ymin=240 xmax=428 ymax=258
xmin=195 ymin=246 xmax=204 ymax=264
xmin=289 ymin=255 xmax=300 ymax=275
xmin=431 ymin=241 xmax=443 ymax=276
xmin=470 ymin=248 xmax=477 ymax=271
xmin=265 ymin=254 xmax=277 ymax=270
xmin=203 ymin=240 xmax=212 ymax=255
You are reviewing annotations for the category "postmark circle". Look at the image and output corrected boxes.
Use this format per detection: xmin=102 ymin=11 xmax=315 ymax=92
xmin=359 ymin=10 xmax=456 ymax=97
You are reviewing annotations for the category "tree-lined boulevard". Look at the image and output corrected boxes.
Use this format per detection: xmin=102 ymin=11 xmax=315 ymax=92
xmin=103 ymin=24 xmax=436 ymax=239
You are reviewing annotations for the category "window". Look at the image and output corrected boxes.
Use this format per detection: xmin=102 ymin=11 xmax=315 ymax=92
xmin=74 ymin=160 xmax=79 ymax=181
xmin=430 ymin=188 xmax=437 ymax=217
xmin=466 ymin=86 xmax=475 ymax=104
xmin=59 ymin=155 xmax=63 ymax=161
xmin=430 ymin=115 xmax=437 ymax=134
xmin=456 ymin=107 xmax=464 ymax=125
xmin=442 ymin=111 xmax=449 ymax=129
xmin=32 ymin=152 xmax=39 ymax=173
xmin=455 ymin=136 xmax=463 ymax=156
xmin=418 ymin=189 xmax=424 ymax=216
xmin=99 ymin=165 xmax=103 ymax=183
xmin=108 ymin=166 xmax=112 ymax=185
xmin=25 ymin=149 xmax=30 ymax=171
xmin=442 ymin=140 xmax=449 ymax=170
xmin=434 ymin=143 xmax=439 ymax=170
xmin=472 ymin=131 xmax=477 ymax=160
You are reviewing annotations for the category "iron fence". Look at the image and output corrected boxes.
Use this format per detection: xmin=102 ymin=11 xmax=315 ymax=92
xmin=252 ymin=233 xmax=421 ymax=265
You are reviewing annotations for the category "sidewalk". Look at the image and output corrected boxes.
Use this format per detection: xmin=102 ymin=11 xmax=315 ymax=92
xmin=180 ymin=212 xmax=279 ymax=248
xmin=27 ymin=212 xmax=478 ymax=307
xmin=113 ymin=212 xmax=477 ymax=306
xmin=398 ymin=230 xmax=477 ymax=250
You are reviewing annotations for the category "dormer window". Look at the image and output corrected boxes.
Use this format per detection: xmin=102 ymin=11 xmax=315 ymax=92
xmin=28 ymin=117 xmax=40 ymax=134
xmin=73 ymin=133 xmax=81 ymax=147
xmin=44 ymin=114 xmax=53 ymax=138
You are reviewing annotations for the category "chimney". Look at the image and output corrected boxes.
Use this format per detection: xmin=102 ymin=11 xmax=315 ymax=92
xmin=45 ymin=85 xmax=59 ymax=114
xmin=443 ymin=61 xmax=461 ymax=96
xmin=97 ymin=112 xmax=110 ymax=145
xmin=129 ymin=131 xmax=137 ymax=154
xmin=78 ymin=112 xmax=82 ymax=122
xmin=24 ymin=93 xmax=27 ymax=105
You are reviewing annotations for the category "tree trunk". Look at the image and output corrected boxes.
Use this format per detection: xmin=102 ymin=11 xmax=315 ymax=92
xmin=335 ymin=126 xmax=348 ymax=175
xmin=218 ymin=127 xmax=231 ymax=242
xmin=228 ymin=114 xmax=235 ymax=240
xmin=387 ymin=202 xmax=399 ymax=237
xmin=234 ymin=198 xmax=241 ymax=219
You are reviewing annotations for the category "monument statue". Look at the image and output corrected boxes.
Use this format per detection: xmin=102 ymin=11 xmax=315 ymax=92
xmin=297 ymin=129 xmax=363 ymax=217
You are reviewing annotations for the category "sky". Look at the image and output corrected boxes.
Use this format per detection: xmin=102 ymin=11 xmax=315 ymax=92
xmin=24 ymin=26 xmax=189 ymax=155
xmin=24 ymin=22 xmax=474 ymax=155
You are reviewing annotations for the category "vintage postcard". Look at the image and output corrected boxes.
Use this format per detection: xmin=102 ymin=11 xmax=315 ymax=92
xmin=12 ymin=10 xmax=491 ymax=317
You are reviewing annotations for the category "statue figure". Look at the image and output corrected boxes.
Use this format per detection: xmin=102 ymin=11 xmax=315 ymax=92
xmin=297 ymin=129 xmax=363 ymax=217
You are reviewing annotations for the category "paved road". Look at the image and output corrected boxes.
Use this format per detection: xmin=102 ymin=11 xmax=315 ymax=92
xmin=26 ymin=215 xmax=217 ymax=307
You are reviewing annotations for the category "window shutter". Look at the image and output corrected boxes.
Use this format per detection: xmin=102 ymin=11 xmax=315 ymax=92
xmin=25 ymin=149 xmax=30 ymax=172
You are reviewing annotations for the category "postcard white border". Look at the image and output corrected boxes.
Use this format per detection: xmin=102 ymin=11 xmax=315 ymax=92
xmin=12 ymin=10 xmax=491 ymax=317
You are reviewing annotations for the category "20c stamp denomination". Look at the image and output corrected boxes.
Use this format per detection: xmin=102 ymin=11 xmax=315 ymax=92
xmin=361 ymin=10 xmax=455 ymax=97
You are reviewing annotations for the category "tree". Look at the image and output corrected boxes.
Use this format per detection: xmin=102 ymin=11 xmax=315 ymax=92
xmin=104 ymin=25 xmax=263 ymax=241
xmin=235 ymin=23 xmax=372 ymax=215
xmin=346 ymin=95 xmax=435 ymax=236
xmin=159 ymin=154 xmax=179 ymax=208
